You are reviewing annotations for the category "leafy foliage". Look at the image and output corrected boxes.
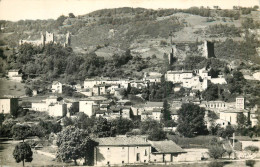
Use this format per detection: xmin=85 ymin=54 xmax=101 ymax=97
xmin=13 ymin=142 xmax=33 ymax=167
xmin=12 ymin=125 xmax=31 ymax=141
xmin=56 ymin=126 xmax=97 ymax=165
xmin=111 ymin=118 xmax=134 ymax=135
xmin=177 ymin=103 xmax=208 ymax=137
xmin=140 ymin=118 xmax=166 ymax=141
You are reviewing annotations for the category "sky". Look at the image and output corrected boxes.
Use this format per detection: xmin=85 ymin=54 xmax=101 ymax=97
xmin=0 ymin=0 xmax=259 ymax=21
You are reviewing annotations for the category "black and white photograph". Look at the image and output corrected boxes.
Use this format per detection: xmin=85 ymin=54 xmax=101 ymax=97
xmin=0 ymin=0 xmax=260 ymax=166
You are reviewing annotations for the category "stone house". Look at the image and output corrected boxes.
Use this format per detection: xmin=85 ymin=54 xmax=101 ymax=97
xmin=48 ymin=102 xmax=67 ymax=117
xmin=8 ymin=69 xmax=22 ymax=82
xmin=0 ymin=98 xmax=19 ymax=114
xmin=51 ymin=81 xmax=62 ymax=94
xmin=149 ymin=140 xmax=186 ymax=163
xmin=93 ymin=137 xmax=185 ymax=166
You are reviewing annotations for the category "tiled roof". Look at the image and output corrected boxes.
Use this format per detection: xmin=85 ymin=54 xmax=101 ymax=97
xmin=95 ymin=137 xmax=150 ymax=146
xmin=149 ymin=140 xmax=186 ymax=154
xmin=145 ymin=102 xmax=163 ymax=108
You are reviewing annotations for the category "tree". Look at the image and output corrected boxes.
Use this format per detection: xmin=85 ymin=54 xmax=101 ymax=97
xmin=163 ymin=100 xmax=171 ymax=122
xmin=148 ymin=126 xmax=167 ymax=141
xmin=226 ymin=149 xmax=233 ymax=159
xmin=93 ymin=117 xmax=115 ymax=137
xmin=208 ymin=145 xmax=226 ymax=159
xmin=12 ymin=125 xmax=31 ymax=142
xmin=25 ymin=87 xmax=32 ymax=97
xmin=202 ymin=82 xmax=219 ymax=101
xmin=111 ymin=118 xmax=133 ymax=135
xmin=68 ymin=13 xmax=76 ymax=18
xmin=208 ymin=161 xmax=224 ymax=167
xmin=56 ymin=126 xmax=97 ymax=165
xmin=13 ymin=142 xmax=33 ymax=167
xmin=246 ymin=160 xmax=256 ymax=167
xmin=177 ymin=103 xmax=208 ymax=137
xmin=140 ymin=118 xmax=166 ymax=141
xmin=217 ymin=125 xmax=235 ymax=139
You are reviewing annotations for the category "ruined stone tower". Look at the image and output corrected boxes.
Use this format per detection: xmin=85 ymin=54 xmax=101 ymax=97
xmin=203 ymin=40 xmax=215 ymax=59
xmin=45 ymin=31 xmax=54 ymax=44
xmin=65 ymin=32 xmax=71 ymax=46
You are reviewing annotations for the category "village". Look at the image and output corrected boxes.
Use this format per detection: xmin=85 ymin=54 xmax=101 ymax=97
xmin=0 ymin=4 xmax=260 ymax=167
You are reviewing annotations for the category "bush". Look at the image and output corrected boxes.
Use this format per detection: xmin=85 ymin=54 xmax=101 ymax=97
xmin=208 ymin=145 xmax=226 ymax=159
xmin=245 ymin=160 xmax=256 ymax=167
xmin=208 ymin=161 xmax=224 ymax=167
xmin=244 ymin=146 xmax=259 ymax=153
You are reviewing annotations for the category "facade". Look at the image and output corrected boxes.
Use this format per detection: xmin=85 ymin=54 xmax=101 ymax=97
xmin=219 ymin=109 xmax=248 ymax=125
xmin=0 ymin=98 xmax=19 ymax=114
xmin=31 ymin=102 xmax=47 ymax=112
xmin=8 ymin=69 xmax=22 ymax=82
xmin=236 ymin=97 xmax=245 ymax=110
xmin=94 ymin=137 xmax=151 ymax=166
xmin=79 ymin=100 xmax=95 ymax=117
xmin=48 ymin=103 xmax=67 ymax=117
xmin=94 ymin=137 xmax=185 ymax=166
xmin=149 ymin=140 xmax=186 ymax=163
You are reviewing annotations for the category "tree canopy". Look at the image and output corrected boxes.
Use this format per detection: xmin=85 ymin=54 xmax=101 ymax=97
xmin=13 ymin=142 xmax=33 ymax=167
xmin=56 ymin=126 xmax=97 ymax=165
xmin=177 ymin=103 xmax=208 ymax=137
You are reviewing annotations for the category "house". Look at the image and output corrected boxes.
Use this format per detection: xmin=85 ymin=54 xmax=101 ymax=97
xmin=219 ymin=109 xmax=249 ymax=125
xmin=165 ymin=70 xmax=208 ymax=91
xmin=95 ymin=110 xmax=105 ymax=117
xmin=93 ymin=137 xmax=186 ymax=166
xmin=79 ymin=100 xmax=95 ymax=117
xmin=94 ymin=137 xmax=151 ymax=166
xmin=8 ymin=69 xmax=20 ymax=78
xmin=46 ymin=96 xmax=58 ymax=105
xmin=149 ymin=140 xmax=186 ymax=163
xmin=31 ymin=102 xmax=47 ymax=112
xmin=210 ymin=77 xmax=227 ymax=85
xmin=48 ymin=102 xmax=67 ymax=117
xmin=79 ymin=96 xmax=107 ymax=117
xmin=152 ymin=108 xmax=163 ymax=121
xmin=131 ymin=102 xmax=163 ymax=121
xmin=8 ymin=69 xmax=22 ymax=82
xmin=144 ymin=72 xmax=162 ymax=83
xmin=121 ymin=107 xmax=131 ymax=119
xmin=51 ymin=81 xmax=62 ymax=93
xmin=200 ymin=101 xmax=227 ymax=111
xmin=0 ymin=98 xmax=19 ymax=114
xmin=165 ymin=70 xmax=193 ymax=83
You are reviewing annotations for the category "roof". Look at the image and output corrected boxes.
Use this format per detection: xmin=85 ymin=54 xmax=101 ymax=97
xmin=145 ymin=102 xmax=163 ymax=108
xmin=95 ymin=137 xmax=150 ymax=146
xmin=149 ymin=140 xmax=186 ymax=154
xmin=8 ymin=69 xmax=20 ymax=72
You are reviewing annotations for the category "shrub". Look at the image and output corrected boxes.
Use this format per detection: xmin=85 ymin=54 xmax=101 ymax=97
xmin=208 ymin=161 xmax=224 ymax=167
xmin=244 ymin=146 xmax=259 ymax=153
xmin=245 ymin=160 xmax=256 ymax=167
xmin=208 ymin=145 xmax=226 ymax=159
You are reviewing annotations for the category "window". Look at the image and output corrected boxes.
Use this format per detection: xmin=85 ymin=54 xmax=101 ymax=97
xmin=107 ymin=161 xmax=110 ymax=165
xmin=136 ymin=146 xmax=139 ymax=149
xmin=144 ymin=149 xmax=147 ymax=156
xmin=144 ymin=160 xmax=146 ymax=163
xmin=107 ymin=148 xmax=110 ymax=150
xmin=136 ymin=153 xmax=140 ymax=161
xmin=122 ymin=147 xmax=124 ymax=150
xmin=122 ymin=161 xmax=124 ymax=164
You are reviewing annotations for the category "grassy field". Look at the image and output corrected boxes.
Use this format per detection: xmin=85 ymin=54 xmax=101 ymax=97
xmin=0 ymin=139 xmax=70 ymax=167
xmin=168 ymin=135 xmax=216 ymax=148
xmin=0 ymin=78 xmax=25 ymax=97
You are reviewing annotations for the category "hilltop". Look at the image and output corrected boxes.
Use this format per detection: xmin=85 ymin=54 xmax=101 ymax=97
xmin=0 ymin=7 xmax=260 ymax=81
